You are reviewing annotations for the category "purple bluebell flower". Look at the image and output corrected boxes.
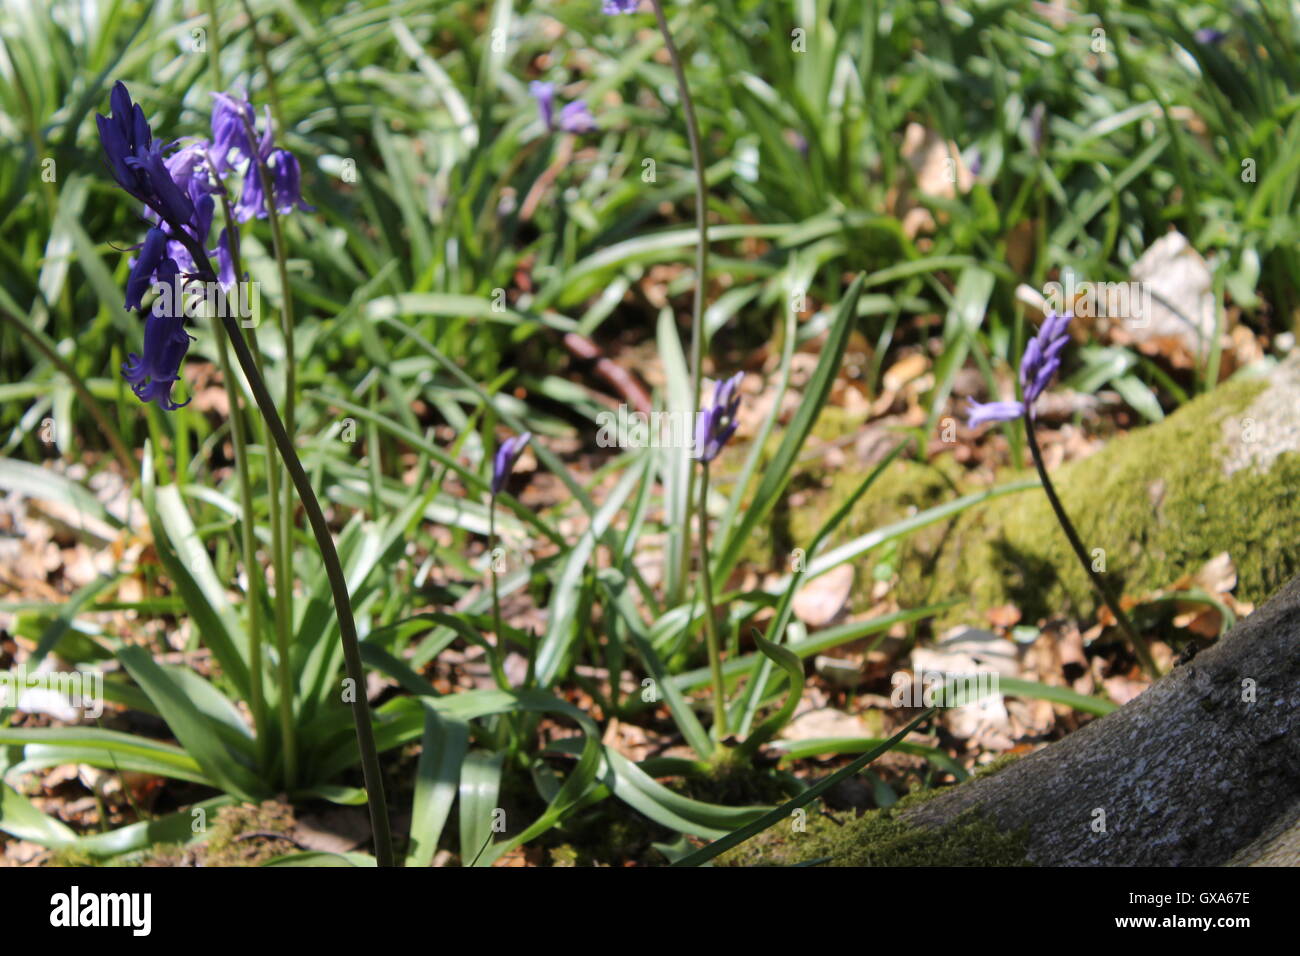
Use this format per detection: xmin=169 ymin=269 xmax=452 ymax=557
xmin=1194 ymin=28 xmax=1226 ymax=45
xmin=1019 ymin=309 xmax=1073 ymax=407
xmin=125 ymin=227 xmax=169 ymax=311
xmin=530 ymin=81 xmax=556 ymax=130
xmin=96 ymin=83 xmax=196 ymax=230
xmin=268 ymin=149 xmax=313 ymax=214
xmin=491 ymin=433 xmax=532 ymax=495
xmin=210 ymin=92 xmax=261 ymax=173
xmin=559 ymin=100 xmax=597 ymax=134
xmin=164 ymin=141 xmax=215 ymax=196
xmin=234 ymin=160 xmax=266 ymax=223
xmin=603 ymin=0 xmax=639 ymax=13
xmin=966 ymin=399 xmax=1025 ymax=428
xmin=966 ymin=309 xmax=1073 ymax=429
xmin=695 ymin=373 xmax=744 ymax=463
xmin=216 ymin=228 xmax=238 ymax=288
xmin=121 ymin=258 xmax=193 ymax=411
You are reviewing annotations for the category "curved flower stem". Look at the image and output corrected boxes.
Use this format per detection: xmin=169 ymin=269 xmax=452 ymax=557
xmin=1023 ymin=417 xmax=1158 ymax=678
xmin=171 ymin=228 xmax=394 ymax=867
xmin=696 ymin=463 xmax=727 ymax=739
xmin=649 ymin=0 xmax=709 ymax=602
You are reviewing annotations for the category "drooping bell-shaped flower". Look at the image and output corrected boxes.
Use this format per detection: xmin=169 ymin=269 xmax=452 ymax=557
xmin=530 ymin=81 xmax=556 ymax=130
xmin=695 ymin=373 xmax=744 ymax=463
xmin=120 ymin=259 xmax=193 ymax=411
xmin=96 ymin=83 xmax=198 ymax=232
xmin=268 ymin=149 xmax=313 ymax=215
xmin=559 ymin=100 xmax=597 ymax=134
xmin=125 ymin=227 xmax=169 ymax=312
xmin=210 ymin=91 xmax=264 ymax=173
xmin=965 ymin=399 xmax=1025 ymax=428
xmin=491 ymin=433 xmax=532 ymax=495
xmin=603 ymin=0 xmax=639 ymax=13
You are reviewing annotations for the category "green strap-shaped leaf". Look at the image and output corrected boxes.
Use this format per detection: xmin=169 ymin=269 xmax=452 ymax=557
xmin=407 ymin=706 xmax=469 ymax=867
xmin=672 ymin=709 xmax=936 ymax=867
xmin=459 ymin=749 xmax=505 ymax=867
xmin=0 ymin=783 xmax=76 ymax=848
xmin=712 ymin=273 xmax=865 ymax=584
xmin=737 ymin=632 xmax=805 ymax=758
xmin=118 ymin=647 xmax=266 ymax=800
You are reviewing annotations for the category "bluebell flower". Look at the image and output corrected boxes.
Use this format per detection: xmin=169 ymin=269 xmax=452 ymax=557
xmin=559 ymin=100 xmax=597 ymax=134
xmin=1194 ymin=28 xmax=1226 ymax=45
xmin=125 ymin=227 xmax=169 ymax=311
xmin=603 ymin=0 xmax=639 ymax=13
xmin=268 ymin=149 xmax=313 ymax=215
xmin=966 ymin=310 xmax=1073 ymax=428
xmin=966 ymin=399 xmax=1025 ymax=428
xmin=1019 ymin=309 xmax=1072 ymax=407
xmin=216 ymin=228 xmax=238 ymax=288
xmin=120 ymin=259 xmax=193 ymax=411
xmin=695 ymin=373 xmax=743 ymax=463
xmin=491 ymin=433 xmax=532 ymax=495
xmin=96 ymin=83 xmax=195 ymax=230
xmin=530 ymin=81 xmax=556 ymax=130
xmin=233 ymin=159 xmax=266 ymax=223
xmin=210 ymin=92 xmax=269 ymax=173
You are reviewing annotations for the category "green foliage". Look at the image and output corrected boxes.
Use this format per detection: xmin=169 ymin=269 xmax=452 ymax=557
xmin=1 ymin=0 xmax=1294 ymax=865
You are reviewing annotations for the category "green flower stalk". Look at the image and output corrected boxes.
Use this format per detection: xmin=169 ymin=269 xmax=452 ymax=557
xmin=695 ymin=374 xmax=743 ymax=738
xmin=968 ymin=310 xmax=1158 ymax=678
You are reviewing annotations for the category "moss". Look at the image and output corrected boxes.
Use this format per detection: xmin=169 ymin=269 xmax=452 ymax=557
xmin=971 ymin=751 xmax=1021 ymax=779
xmin=48 ymin=846 xmax=99 ymax=867
xmin=757 ymin=374 xmax=1298 ymax=627
xmin=196 ymin=800 xmax=297 ymax=867
xmin=908 ymin=376 xmax=1294 ymax=626
xmin=716 ymin=786 xmax=1030 ymax=867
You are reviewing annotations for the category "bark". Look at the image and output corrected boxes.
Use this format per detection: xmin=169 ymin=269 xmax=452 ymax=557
xmin=902 ymin=575 xmax=1300 ymax=865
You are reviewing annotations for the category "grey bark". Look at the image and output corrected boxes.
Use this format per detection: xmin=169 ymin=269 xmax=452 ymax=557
xmin=902 ymin=575 xmax=1300 ymax=865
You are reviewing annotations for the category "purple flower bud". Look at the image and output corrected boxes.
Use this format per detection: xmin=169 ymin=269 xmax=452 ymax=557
xmin=492 ymin=433 xmax=532 ymax=495
xmin=530 ymin=81 xmax=556 ymax=130
xmin=269 ymin=149 xmax=314 ymax=215
xmin=966 ymin=399 xmax=1025 ymax=428
xmin=603 ymin=0 xmax=640 ymax=13
xmin=215 ymin=227 xmax=238 ymax=289
xmin=234 ymin=160 xmax=266 ymax=223
xmin=695 ymin=373 xmax=744 ymax=463
xmin=120 ymin=258 xmax=193 ymax=410
xmin=559 ymin=100 xmax=597 ymax=134
xmin=1018 ymin=310 xmax=1073 ymax=409
xmin=97 ymin=85 xmax=199 ymax=232
xmin=211 ymin=91 xmax=260 ymax=173
xmin=1194 ymin=28 xmax=1226 ymax=45
xmin=125 ymin=227 xmax=169 ymax=311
